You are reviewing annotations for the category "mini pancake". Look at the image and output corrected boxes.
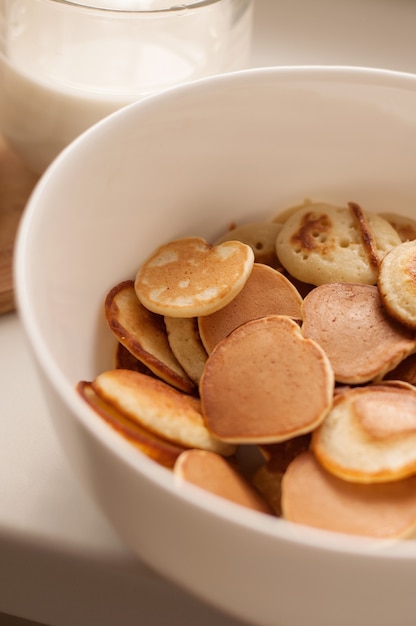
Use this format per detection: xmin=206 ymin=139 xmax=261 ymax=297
xmin=92 ymin=369 xmax=235 ymax=456
xmin=198 ymin=263 xmax=303 ymax=353
xmin=164 ymin=316 xmax=208 ymax=385
xmin=275 ymin=201 xmax=401 ymax=286
xmin=311 ymin=383 xmax=416 ymax=483
xmin=174 ymin=449 xmax=273 ymax=515
xmin=281 ymin=451 xmax=416 ymax=539
xmin=105 ymin=280 xmax=194 ymax=393
xmin=380 ymin=212 xmax=416 ymax=242
xmin=77 ymin=381 xmax=187 ymax=469
xmin=378 ymin=240 xmax=416 ymax=329
xmin=301 ymin=282 xmax=416 ymax=384
xmin=215 ymin=220 xmax=283 ymax=268
xmin=200 ymin=315 xmax=334 ymax=444
xmin=134 ymin=236 xmax=254 ymax=318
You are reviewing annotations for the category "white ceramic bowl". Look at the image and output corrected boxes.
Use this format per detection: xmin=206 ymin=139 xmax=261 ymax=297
xmin=15 ymin=66 xmax=416 ymax=626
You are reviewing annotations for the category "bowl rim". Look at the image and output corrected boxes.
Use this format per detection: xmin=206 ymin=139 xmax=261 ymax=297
xmin=14 ymin=64 xmax=416 ymax=561
xmin=46 ymin=0 xmax=227 ymax=15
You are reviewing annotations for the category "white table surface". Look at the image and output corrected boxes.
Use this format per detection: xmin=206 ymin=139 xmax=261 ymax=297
xmin=2 ymin=1 xmax=416 ymax=624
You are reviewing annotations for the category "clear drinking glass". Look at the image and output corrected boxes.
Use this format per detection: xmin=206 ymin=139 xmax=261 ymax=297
xmin=0 ymin=0 xmax=253 ymax=173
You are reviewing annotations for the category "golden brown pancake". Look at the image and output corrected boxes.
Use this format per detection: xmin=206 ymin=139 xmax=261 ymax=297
xmin=281 ymin=451 xmax=416 ymax=539
xmin=198 ymin=263 xmax=303 ymax=353
xmin=301 ymin=282 xmax=416 ymax=384
xmin=164 ymin=316 xmax=208 ymax=385
xmin=200 ymin=315 xmax=334 ymax=443
xmin=92 ymin=369 xmax=235 ymax=456
xmin=378 ymin=240 xmax=416 ymax=329
xmin=105 ymin=280 xmax=194 ymax=393
xmin=134 ymin=236 xmax=254 ymax=317
xmin=174 ymin=449 xmax=273 ymax=514
xmin=215 ymin=220 xmax=283 ymax=268
xmin=77 ymin=381 xmax=187 ymax=468
xmin=275 ymin=201 xmax=401 ymax=286
xmin=312 ymin=384 xmax=416 ymax=483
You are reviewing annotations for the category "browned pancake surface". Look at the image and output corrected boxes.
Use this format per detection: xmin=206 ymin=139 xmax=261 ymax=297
xmin=200 ymin=315 xmax=334 ymax=443
xmin=302 ymin=282 xmax=416 ymax=384
xmin=199 ymin=263 xmax=303 ymax=353
xmin=275 ymin=202 xmax=401 ymax=286
xmin=77 ymin=381 xmax=187 ymax=468
xmin=215 ymin=220 xmax=283 ymax=268
xmin=92 ymin=369 xmax=235 ymax=456
xmin=378 ymin=240 xmax=416 ymax=329
xmin=312 ymin=384 xmax=416 ymax=483
xmin=164 ymin=316 xmax=208 ymax=384
xmin=135 ymin=237 xmax=254 ymax=317
xmin=105 ymin=280 xmax=194 ymax=393
xmin=174 ymin=449 xmax=273 ymax=514
xmin=281 ymin=451 xmax=416 ymax=538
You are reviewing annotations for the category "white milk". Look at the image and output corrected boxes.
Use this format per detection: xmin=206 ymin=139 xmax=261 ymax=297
xmin=0 ymin=0 xmax=252 ymax=173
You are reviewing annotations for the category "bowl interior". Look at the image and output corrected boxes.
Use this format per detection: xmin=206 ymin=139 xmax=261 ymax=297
xmin=16 ymin=65 xmax=416 ymax=553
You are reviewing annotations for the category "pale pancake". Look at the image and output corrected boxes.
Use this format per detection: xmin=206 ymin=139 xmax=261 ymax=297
xmin=215 ymin=220 xmax=283 ymax=268
xmin=200 ymin=315 xmax=334 ymax=443
xmin=275 ymin=201 xmax=401 ymax=286
xmin=378 ymin=240 xmax=416 ymax=328
xmin=164 ymin=316 xmax=208 ymax=385
xmin=301 ymin=283 xmax=416 ymax=384
xmin=281 ymin=451 xmax=416 ymax=539
xmin=312 ymin=384 xmax=416 ymax=483
xmin=92 ymin=369 xmax=235 ymax=456
xmin=77 ymin=381 xmax=187 ymax=469
xmin=380 ymin=212 xmax=416 ymax=242
xmin=198 ymin=263 xmax=303 ymax=353
xmin=174 ymin=449 xmax=273 ymax=514
xmin=134 ymin=236 xmax=254 ymax=317
xmin=105 ymin=280 xmax=194 ymax=393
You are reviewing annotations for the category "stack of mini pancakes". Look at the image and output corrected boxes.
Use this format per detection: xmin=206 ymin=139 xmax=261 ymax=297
xmin=78 ymin=200 xmax=416 ymax=539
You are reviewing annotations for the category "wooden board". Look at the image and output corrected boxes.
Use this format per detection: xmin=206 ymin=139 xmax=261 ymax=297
xmin=0 ymin=136 xmax=39 ymax=314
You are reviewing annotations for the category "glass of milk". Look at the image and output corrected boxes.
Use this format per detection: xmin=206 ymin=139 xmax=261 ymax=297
xmin=0 ymin=0 xmax=253 ymax=173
